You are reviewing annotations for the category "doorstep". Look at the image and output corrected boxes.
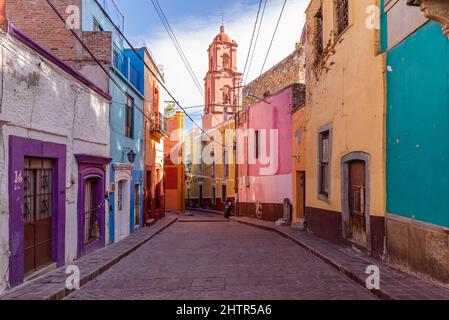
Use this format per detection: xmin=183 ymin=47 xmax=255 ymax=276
xmin=0 ymin=215 xmax=177 ymax=300
xmin=231 ymin=216 xmax=449 ymax=300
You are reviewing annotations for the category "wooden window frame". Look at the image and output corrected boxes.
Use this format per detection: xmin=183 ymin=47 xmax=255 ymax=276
xmin=125 ymin=95 xmax=134 ymax=139
xmin=317 ymin=124 xmax=332 ymax=202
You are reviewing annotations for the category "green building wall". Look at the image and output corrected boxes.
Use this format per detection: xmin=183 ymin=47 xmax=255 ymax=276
xmin=387 ymin=21 xmax=449 ymax=227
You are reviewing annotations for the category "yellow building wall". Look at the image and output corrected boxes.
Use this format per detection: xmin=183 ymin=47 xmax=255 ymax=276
xmin=186 ymin=120 xmax=236 ymax=206
xmin=305 ymin=0 xmax=386 ymax=217
xmin=292 ymin=106 xmax=307 ymax=224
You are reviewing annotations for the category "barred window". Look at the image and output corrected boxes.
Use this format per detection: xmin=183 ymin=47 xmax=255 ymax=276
xmin=315 ymin=7 xmax=324 ymax=59
xmin=125 ymin=94 xmax=134 ymax=139
xmin=318 ymin=130 xmax=331 ymax=199
xmin=335 ymin=0 xmax=349 ymax=37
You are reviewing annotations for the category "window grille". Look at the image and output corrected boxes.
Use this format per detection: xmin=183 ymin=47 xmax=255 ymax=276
xmin=335 ymin=0 xmax=349 ymax=36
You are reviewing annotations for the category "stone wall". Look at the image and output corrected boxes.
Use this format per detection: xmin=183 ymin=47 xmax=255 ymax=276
xmin=243 ymin=48 xmax=305 ymax=106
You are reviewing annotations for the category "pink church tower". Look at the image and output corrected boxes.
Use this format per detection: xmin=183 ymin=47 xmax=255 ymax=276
xmin=203 ymin=25 xmax=242 ymax=130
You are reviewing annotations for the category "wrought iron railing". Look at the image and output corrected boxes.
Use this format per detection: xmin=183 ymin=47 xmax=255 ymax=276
xmin=98 ymin=0 xmax=125 ymax=32
xmin=151 ymin=112 xmax=168 ymax=136
xmin=335 ymin=0 xmax=349 ymax=36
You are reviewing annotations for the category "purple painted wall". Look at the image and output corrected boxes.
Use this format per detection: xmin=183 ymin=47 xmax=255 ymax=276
xmin=8 ymin=136 xmax=67 ymax=288
xmin=75 ymin=155 xmax=111 ymax=258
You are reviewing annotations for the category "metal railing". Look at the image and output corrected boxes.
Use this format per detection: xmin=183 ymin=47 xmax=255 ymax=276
xmin=151 ymin=112 xmax=168 ymax=136
xmin=98 ymin=0 xmax=125 ymax=32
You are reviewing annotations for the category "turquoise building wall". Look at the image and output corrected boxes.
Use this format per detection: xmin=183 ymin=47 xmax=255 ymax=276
xmin=82 ymin=0 xmax=144 ymax=242
xmin=386 ymin=21 xmax=449 ymax=227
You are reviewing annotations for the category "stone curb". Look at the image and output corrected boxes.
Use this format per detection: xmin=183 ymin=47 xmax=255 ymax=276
xmin=0 ymin=216 xmax=178 ymax=300
xmin=231 ymin=217 xmax=394 ymax=300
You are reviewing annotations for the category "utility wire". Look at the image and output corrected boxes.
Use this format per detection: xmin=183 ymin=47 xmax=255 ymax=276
xmin=244 ymin=0 xmax=268 ymax=85
xmin=241 ymin=0 xmax=263 ymax=85
xmin=149 ymin=0 xmax=204 ymax=98
xmin=260 ymin=0 xmax=287 ymax=75
xmin=44 ymin=0 xmax=230 ymax=148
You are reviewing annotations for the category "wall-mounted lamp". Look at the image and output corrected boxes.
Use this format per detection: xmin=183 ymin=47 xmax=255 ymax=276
xmin=127 ymin=149 xmax=137 ymax=164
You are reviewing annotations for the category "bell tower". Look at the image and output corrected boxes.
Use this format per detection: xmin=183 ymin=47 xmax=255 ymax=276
xmin=203 ymin=25 xmax=242 ymax=130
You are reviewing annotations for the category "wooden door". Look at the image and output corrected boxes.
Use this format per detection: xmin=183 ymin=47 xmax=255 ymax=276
xmin=145 ymin=170 xmax=152 ymax=219
xmin=23 ymin=158 xmax=53 ymax=276
xmin=134 ymin=184 xmax=141 ymax=228
xmin=296 ymin=171 xmax=305 ymax=222
xmin=348 ymin=161 xmax=366 ymax=245
xmin=84 ymin=178 xmax=100 ymax=246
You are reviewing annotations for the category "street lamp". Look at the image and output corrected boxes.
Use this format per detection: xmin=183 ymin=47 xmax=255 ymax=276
xmin=127 ymin=149 xmax=137 ymax=164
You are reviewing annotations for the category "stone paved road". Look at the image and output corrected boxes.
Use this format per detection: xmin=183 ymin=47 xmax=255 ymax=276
xmin=65 ymin=213 xmax=376 ymax=300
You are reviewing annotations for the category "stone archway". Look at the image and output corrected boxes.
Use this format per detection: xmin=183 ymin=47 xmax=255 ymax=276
xmin=113 ymin=164 xmax=133 ymax=242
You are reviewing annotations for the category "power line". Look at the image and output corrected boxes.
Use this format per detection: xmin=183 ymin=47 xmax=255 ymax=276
xmin=149 ymin=0 xmax=204 ymax=98
xmin=260 ymin=0 xmax=288 ymax=75
xmin=241 ymin=0 xmax=263 ymax=85
xmin=43 ymin=0 xmax=230 ymax=148
xmin=244 ymin=0 xmax=268 ymax=85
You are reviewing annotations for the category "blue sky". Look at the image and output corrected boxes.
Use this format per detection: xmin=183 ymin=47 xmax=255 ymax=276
xmin=115 ymin=0 xmax=260 ymax=35
xmin=113 ymin=0 xmax=307 ymax=130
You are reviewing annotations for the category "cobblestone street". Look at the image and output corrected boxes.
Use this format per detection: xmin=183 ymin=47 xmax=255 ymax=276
xmin=65 ymin=212 xmax=376 ymax=300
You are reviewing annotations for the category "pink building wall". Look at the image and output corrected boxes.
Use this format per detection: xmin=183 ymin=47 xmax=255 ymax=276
xmin=238 ymin=86 xmax=294 ymax=217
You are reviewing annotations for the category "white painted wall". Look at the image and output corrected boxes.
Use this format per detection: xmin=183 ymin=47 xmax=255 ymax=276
xmin=0 ymin=31 xmax=110 ymax=292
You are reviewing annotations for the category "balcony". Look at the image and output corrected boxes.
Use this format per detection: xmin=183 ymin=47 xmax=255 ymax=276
xmin=151 ymin=112 xmax=168 ymax=140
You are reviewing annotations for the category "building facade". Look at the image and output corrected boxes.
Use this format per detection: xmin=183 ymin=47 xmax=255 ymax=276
xmin=383 ymin=0 xmax=449 ymax=284
xmin=237 ymin=49 xmax=305 ymax=222
xmin=203 ymin=25 xmax=242 ymax=130
xmin=164 ymin=112 xmax=185 ymax=214
xmin=186 ymin=25 xmax=240 ymax=213
xmin=304 ymin=0 xmax=386 ymax=257
xmin=8 ymin=0 xmax=147 ymax=244
xmin=0 ymin=21 xmax=110 ymax=291
xmin=135 ymin=47 xmax=167 ymax=223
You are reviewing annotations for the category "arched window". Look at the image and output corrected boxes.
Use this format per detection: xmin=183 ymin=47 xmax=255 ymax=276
xmin=223 ymin=54 xmax=230 ymax=69
xmin=222 ymin=86 xmax=232 ymax=104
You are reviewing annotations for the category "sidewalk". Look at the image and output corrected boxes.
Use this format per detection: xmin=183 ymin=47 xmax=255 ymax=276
xmin=232 ymin=216 xmax=449 ymax=300
xmin=0 ymin=215 xmax=177 ymax=300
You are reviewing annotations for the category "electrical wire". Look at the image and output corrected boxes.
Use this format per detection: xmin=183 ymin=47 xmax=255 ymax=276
xmin=241 ymin=0 xmax=263 ymax=85
xmin=44 ymin=0 xmax=231 ymax=148
xmin=149 ymin=0 xmax=204 ymax=98
xmin=260 ymin=0 xmax=288 ymax=75
xmin=244 ymin=0 xmax=268 ymax=85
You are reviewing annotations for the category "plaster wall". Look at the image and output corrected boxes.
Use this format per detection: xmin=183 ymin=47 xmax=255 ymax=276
xmin=0 ymin=32 xmax=110 ymax=292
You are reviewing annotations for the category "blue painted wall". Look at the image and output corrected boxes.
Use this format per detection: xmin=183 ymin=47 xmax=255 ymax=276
xmin=386 ymin=22 xmax=449 ymax=227
xmin=83 ymin=0 xmax=144 ymax=243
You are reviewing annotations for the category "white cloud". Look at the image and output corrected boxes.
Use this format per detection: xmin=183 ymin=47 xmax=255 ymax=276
xmin=132 ymin=0 xmax=308 ymax=128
